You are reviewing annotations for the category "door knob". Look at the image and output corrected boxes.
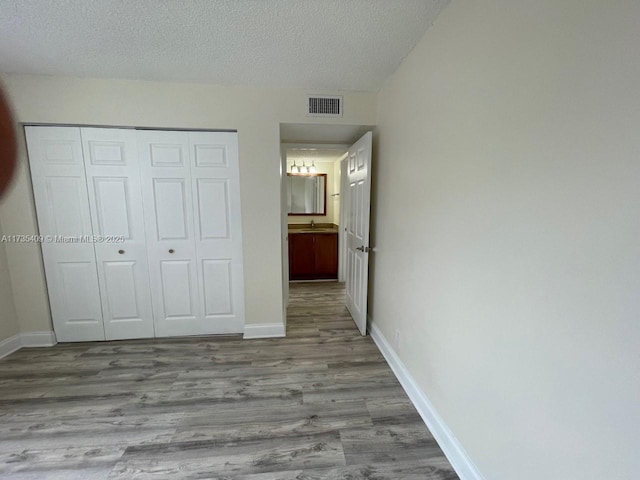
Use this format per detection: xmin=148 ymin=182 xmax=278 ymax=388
xmin=168 ymin=249 xmax=175 ymax=254
xmin=356 ymin=246 xmax=365 ymax=252
xmin=356 ymin=246 xmax=371 ymax=253
xmin=118 ymin=249 xmax=125 ymax=254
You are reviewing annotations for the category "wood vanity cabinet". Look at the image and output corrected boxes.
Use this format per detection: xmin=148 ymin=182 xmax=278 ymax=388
xmin=289 ymin=232 xmax=338 ymax=280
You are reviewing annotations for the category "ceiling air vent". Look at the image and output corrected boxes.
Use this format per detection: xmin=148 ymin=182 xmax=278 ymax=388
xmin=306 ymin=95 xmax=343 ymax=118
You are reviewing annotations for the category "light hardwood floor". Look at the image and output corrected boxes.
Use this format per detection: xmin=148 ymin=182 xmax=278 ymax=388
xmin=0 ymin=282 xmax=458 ymax=479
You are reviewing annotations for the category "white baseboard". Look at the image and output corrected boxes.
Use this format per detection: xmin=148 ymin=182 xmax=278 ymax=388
xmin=21 ymin=331 xmax=57 ymax=347
xmin=243 ymin=323 xmax=286 ymax=339
xmin=0 ymin=331 xmax=57 ymax=359
xmin=369 ymin=321 xmax=485 ymax=480
xmin=0 ymin=334 xmax=22 ymax=359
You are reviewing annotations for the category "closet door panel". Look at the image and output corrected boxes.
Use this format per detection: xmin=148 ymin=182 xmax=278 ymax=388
xmin=56 ymin=260 xmax=103 ymax=322
xmin=138 ymin=130 xmax=201 ymax=337
xmin=196 ymin=179 xmax=230 ymax=240
xmin=25 ymin=126 xmax=105 ymax=342
xmin=92 ymin=177 xmax=132 ymax=237
xmin=202 ymin=259 xmax=233 ymax=315
xmin=160 ymin=259 xmax=196 ymax=317
xmin=81 ymin=128 xmax=154 ymax=340
xmin=152 ymin=178 xmax=189 ymax=240
xmin=189 ymin=132 xmax=244 ymax=334
xmin=44 ymin=176 xmax=88 ymax=235
xmin=102 ymin=261 xmax=140 ymax=319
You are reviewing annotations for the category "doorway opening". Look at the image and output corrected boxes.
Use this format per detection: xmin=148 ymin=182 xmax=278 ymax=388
xmin=280 ymin=123 xmax=374 ymax=336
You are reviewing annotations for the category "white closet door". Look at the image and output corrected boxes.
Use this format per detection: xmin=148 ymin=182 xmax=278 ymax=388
xmin=138 ymin=130 xmax=201 ymax=337
xmin=189 ymin=132 xmax=244 ymax=334
xmin=81 ymin=128 xmax=155 ymax=340
xmin=25 ymin=126 xmax=105 ymax=342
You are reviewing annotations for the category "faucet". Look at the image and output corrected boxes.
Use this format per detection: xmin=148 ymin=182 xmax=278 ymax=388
xmin=310 ymin=220 xmax=315 ymax=229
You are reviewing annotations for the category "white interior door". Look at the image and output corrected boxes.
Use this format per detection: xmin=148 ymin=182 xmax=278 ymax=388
xmin=189 ymin=132 xmax=244 ymax=334
xmin=81 ymin=127 xmax=155 ymax=340
xmin=138 ymin=130 xmax=201 ymax=337
xmin=345 ymin=131 xmax=373 ymax=335
xmin=25 ymin=126 xmax=105 ymax=342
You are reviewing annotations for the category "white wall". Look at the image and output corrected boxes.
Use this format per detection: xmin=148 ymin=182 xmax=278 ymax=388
xmin=371 ymin=1 xmax=640 ymax=479
xmin=0 ymin=129 xmax=52 ymax=336
xmin=0 ymin=222 xmax=19 ymax=343
xmin=0 ymin=74 xmax=376 ymax=333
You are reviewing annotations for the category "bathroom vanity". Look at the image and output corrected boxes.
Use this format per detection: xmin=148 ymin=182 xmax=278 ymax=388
xmin=288 ymin=224 xmax=338 ymax=280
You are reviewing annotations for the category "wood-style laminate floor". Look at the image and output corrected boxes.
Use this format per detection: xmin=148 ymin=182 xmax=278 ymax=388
xmin=0 ymin=281 xmax=458 ymax=479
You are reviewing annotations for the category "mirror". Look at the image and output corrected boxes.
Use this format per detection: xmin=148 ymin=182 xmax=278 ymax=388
xmin=287 ymin=173 xmax=326 ymax=215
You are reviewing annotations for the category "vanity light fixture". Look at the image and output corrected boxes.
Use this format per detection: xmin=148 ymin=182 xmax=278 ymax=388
xmin=291 ymin=157 xmax=317 ymax=174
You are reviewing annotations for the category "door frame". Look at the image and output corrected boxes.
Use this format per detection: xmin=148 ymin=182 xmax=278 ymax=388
xmin=338 ymin=152 xmax=349 ymax=282
xmin=279 ymin=126 xmax=374 ymax=331
xmin=280 ymin=140 xmax=290 ymax=324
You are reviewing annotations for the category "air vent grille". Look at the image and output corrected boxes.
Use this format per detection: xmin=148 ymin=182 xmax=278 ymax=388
xmin=306 ymin=95 xmax=343 ymax=117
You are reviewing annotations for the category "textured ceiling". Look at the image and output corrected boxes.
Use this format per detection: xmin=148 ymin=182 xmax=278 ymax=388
xmin=0 ymin=0 xmax=448 ymax=91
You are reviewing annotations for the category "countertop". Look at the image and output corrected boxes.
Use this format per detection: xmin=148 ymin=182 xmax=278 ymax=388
xmin=288 ymin=223 xmax=339 ymax=234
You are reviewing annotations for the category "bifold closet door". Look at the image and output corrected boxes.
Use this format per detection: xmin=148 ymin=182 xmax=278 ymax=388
xmin=138 ymin=130 xmax=245 ymax=336
xmin=25 ymin=127 xmax=105 ymax=342
xmin=138 ymin=131 xmax=201 ymax=337
xmin=190 ymin=132 xmax=245 ymax=334
xmin=28 ymin=126 xmax=245 ymax=341
xmin=80 ymin=128 xmax=155 ymax=340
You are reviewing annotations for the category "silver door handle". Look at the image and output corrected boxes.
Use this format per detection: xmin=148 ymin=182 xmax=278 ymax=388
xmin=356 ymin=246 xmax=372 ymax=253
